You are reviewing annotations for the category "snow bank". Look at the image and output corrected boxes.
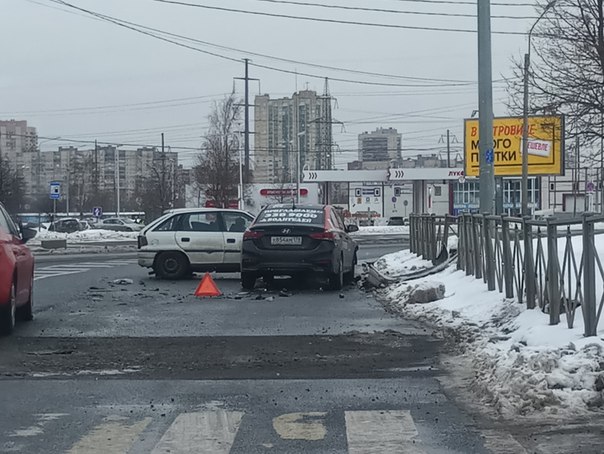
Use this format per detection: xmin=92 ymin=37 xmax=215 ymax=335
xmin=372 ymin=249 xmax=433 ymax=276
xmin=29 ymin=229 xmax=138 ymax=244
xmin=377 ymin=262 xmax=604 ymax=417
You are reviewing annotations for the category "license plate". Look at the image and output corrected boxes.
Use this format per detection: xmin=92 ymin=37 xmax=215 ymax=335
xmin=271 ymin=236 xmax=302 ymax=246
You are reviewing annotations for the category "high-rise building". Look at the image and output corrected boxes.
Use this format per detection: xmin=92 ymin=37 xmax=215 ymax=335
xmin=254 ymin=90 xmax=334 ymax=184
xmin=358 ymin=127 xmax=402 ymax=164
xmin=0 ymin=120 xmax=39 ymax=196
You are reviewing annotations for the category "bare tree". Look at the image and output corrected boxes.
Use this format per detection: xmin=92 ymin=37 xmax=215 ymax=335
xmin=507 ymin=0 xmax=604 ymax=156
xmin=193 ymin=94 xmax=242 ymax=208
xmin=0 ymin=156 xmax=25 ymax=212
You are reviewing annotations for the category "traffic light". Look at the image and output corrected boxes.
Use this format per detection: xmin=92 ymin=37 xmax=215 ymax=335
xmin=394 ymin=187 xmax=401 ymax=197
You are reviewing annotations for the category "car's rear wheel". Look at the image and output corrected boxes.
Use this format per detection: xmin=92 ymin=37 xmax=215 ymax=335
xmin=154 ymin=252 xmax=190 ymax=279
xmin=328 ymin=256 xmax=344 ymax=291
xmin=17 ymin=276 xmax=34 ymax=322
xmin=0 ymin=283 xmax=17 ymax=336
xmin=241 ymin=272 xmax=257 ymax=290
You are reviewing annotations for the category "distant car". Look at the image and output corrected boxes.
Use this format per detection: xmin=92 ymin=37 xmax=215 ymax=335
xmin=48 ymin=217 xmax=87 ymax=233
xmin=0 ymin=202 xmax=36 ymax=335
xmin=97 ymin=217 xmax=144 ymax=232
xmin=240 ymin=204 xmax=359 ymax=290
xmin=137 ymin=208 xmax=255 ymax=279
xmin=387 ymin=216 xmax=405 ymax=226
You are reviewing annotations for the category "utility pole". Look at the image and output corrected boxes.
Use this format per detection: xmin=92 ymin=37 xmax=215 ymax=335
xmin=161 ymin=133 xmax=166 ymax=212
xmin=115 ymin=145 xmax=121 ymax=218
xmin=233 ymin=59 xmax=259 ymax=184
xmin=477 ymin=0 xmax=495 ymax=213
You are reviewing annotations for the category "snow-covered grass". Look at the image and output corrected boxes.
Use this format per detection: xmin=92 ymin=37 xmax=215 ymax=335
xmin=377 ymin=254 xmax=604 ymax=417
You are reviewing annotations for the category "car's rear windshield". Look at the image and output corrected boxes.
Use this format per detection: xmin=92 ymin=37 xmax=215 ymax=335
xmin=255 ymin=206 xmax=324 ymax=225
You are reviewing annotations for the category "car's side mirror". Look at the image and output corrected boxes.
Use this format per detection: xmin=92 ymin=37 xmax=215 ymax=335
xmin=20 ymin=225 xmax=37 ymax=243
xmin=346 ymin=224 xmax=359 ymax=233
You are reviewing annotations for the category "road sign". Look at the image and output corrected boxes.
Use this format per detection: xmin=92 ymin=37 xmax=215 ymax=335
xmin=586 ymin=182 xmax=595 ymax=193
xmin=403 ymin=200 xmax=409 ymax=207
xmin=92 ymin=206 xmax=103 ymax=217
xmin=391 ymin=197 xmax=397 ymax=203
xmin=49 ymin=182 xmax=61 ymax=200
xmin=354 ymin=188 xmax=362 ymax=197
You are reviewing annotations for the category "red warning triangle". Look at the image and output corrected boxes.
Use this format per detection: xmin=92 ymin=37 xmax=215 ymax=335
xmin=194 ymin=272 xmax=222 ymax=297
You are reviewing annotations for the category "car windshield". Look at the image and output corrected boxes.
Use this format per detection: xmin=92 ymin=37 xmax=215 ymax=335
xmin=255 ymin=206 xmax=324 ymax=226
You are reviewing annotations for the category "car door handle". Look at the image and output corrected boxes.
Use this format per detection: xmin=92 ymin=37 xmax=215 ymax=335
xmin=226 ymin=238 xmax=236 ymax=243
xmin=181 ymin=237 xmax=190 ymax=242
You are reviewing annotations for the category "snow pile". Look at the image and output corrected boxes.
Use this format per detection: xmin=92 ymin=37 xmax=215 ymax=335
xmin=372 ymin=250 xmax=433 ymax=276
xmin=378 ymin=264 xmax=604 ymax=416
xmin=29 ymin=229 xmax=139 ymax=244
xmin=354 ymin=225 xmax=409 ymax=235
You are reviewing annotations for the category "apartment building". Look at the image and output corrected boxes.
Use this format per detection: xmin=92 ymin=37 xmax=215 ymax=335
xmin=358 ymin=127 xmax=402 ymax=164
xmin=254 ymin=90 xmax=333 ymax=184
xmin=0 ymin=120 xmax=39 ymax=196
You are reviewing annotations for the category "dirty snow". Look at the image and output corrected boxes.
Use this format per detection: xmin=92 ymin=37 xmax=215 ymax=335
xmin=28 ymin=229 xmax=139 ymax=244
xmin=354 ymin=225 xmax=409 ymax=235
xmin=377 ymin=256 xmax=604 ymax=417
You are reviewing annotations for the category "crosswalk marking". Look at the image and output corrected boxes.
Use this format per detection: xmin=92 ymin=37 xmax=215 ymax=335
xmin=9 ymin=408 xmax=516 ymax=453
xmin=66 ymin=416 xmax=150 ymax=454
xmin=345 ymin=410 xmax=424 ymax=454
xmin=150 ymin=411 xmax=244 ymax=454
xmin=272 ymin=412 xmax=327 ymax=441
xmin=34 ymin=260 xmax=137 ymax=281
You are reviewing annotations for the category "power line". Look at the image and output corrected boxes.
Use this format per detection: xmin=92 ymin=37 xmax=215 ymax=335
xmin=46 ymin=0 xmax=484 ymax=87
xmin=0 ymin=93 xmax=227 ymax=116
xmin=151 ymin=0 xmax=528 ymax=35
xmin=245 ymin=0 xmax=537 ymax=19
xmin=44 ymin=0 xmax=482 ymax=86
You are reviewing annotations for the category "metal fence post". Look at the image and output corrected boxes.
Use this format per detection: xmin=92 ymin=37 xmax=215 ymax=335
xmin=524 ymin=219 xmax=536 ymax=310
xmin=473 ymin=215 xmax=483 ymax=280
xmin=501 ymin=216 xmax=514 ymax=298
xmin=465 ymin=214 xmax=474 ymax=276
xmin=430 ymin=214 xmax=437 ymax=260
xmin=484 ymin=216 xmax=496 ymax=291
xmin=457 ymin=216 xmax=464 ymax=270
xmin=547 ymin=220 xmax=560 ymax=325
xmin=582 ymin=216 xmax=597 ymax=336
xmin=409 ymin=215 xmax=416 ymax=254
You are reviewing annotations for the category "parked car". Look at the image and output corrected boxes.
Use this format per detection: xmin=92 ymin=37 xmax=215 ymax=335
xmin=137 ymin=208 xmax=254 ymax=279
xmin=48 ymin=217 xmax=88 ymax=233
xmin=97 ymin=217 xmax=144 ymax=232
xmin=387 ymin=216 xmax=405 ymax=226
xmin=240 ymin=204 xmax=359 ymax=290
xmin=0 ymin=202 xmax=36 ymax=335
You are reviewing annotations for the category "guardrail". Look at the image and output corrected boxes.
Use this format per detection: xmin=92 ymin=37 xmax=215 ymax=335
xmin=410 ymin=213 xmax=604 ymax=336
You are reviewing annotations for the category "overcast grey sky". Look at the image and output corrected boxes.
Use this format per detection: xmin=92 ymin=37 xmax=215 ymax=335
xmin=3 ymin=0 xmax=535 ymax=168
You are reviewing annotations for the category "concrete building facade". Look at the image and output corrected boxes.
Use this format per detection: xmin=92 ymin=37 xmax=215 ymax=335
xmin=358 ymin=127 xmax=402 ymax=164
xmin=254 ymin=90 xmax=333 ymax=184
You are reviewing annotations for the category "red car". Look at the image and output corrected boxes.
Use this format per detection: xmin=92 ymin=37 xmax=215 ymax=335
xmin=0 ymin=202 xmax=36 ymax=335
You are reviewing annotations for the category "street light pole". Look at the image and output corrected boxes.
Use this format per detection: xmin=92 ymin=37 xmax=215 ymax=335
xmin=478 ymin=0 xmax=495 ymax=213
xmin=522 ymin=1 xmax=557 ymax=216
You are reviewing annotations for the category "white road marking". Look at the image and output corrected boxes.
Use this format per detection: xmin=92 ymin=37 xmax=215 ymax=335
xmin=33 ymin=260 xmax=137 ymax=281
xmin=345 ymin=410 xmax=425 ymax=454
xmin=66 ymin=417 xmax=150 ymax=454
xmin=272 ymin=412 xmax=327 ymax=441
xmin=150 ymin=411 xmax=243 ymax=454
xmin=482 ymin=430 xmax=528 ymax=454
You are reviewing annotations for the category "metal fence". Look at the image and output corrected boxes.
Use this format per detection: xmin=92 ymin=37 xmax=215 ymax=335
xmin=409 ymin=213 xmax=604 ymax=336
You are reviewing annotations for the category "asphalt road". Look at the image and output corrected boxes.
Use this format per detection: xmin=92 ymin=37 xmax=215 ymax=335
xmin=0 ymin=240 xmax=600 ymax=453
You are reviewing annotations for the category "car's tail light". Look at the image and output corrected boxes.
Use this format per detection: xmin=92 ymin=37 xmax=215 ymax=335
xmin=137 ymin=235 xmax=148 ymax=248
xmin=243 ymin=230 xmax=264 ymax=240
xmin=309 ymin=231 xmax=335 ymax=240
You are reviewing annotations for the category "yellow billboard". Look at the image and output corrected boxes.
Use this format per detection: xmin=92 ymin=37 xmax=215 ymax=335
xmin=464 ymin=115 xmax=564 ymax=177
